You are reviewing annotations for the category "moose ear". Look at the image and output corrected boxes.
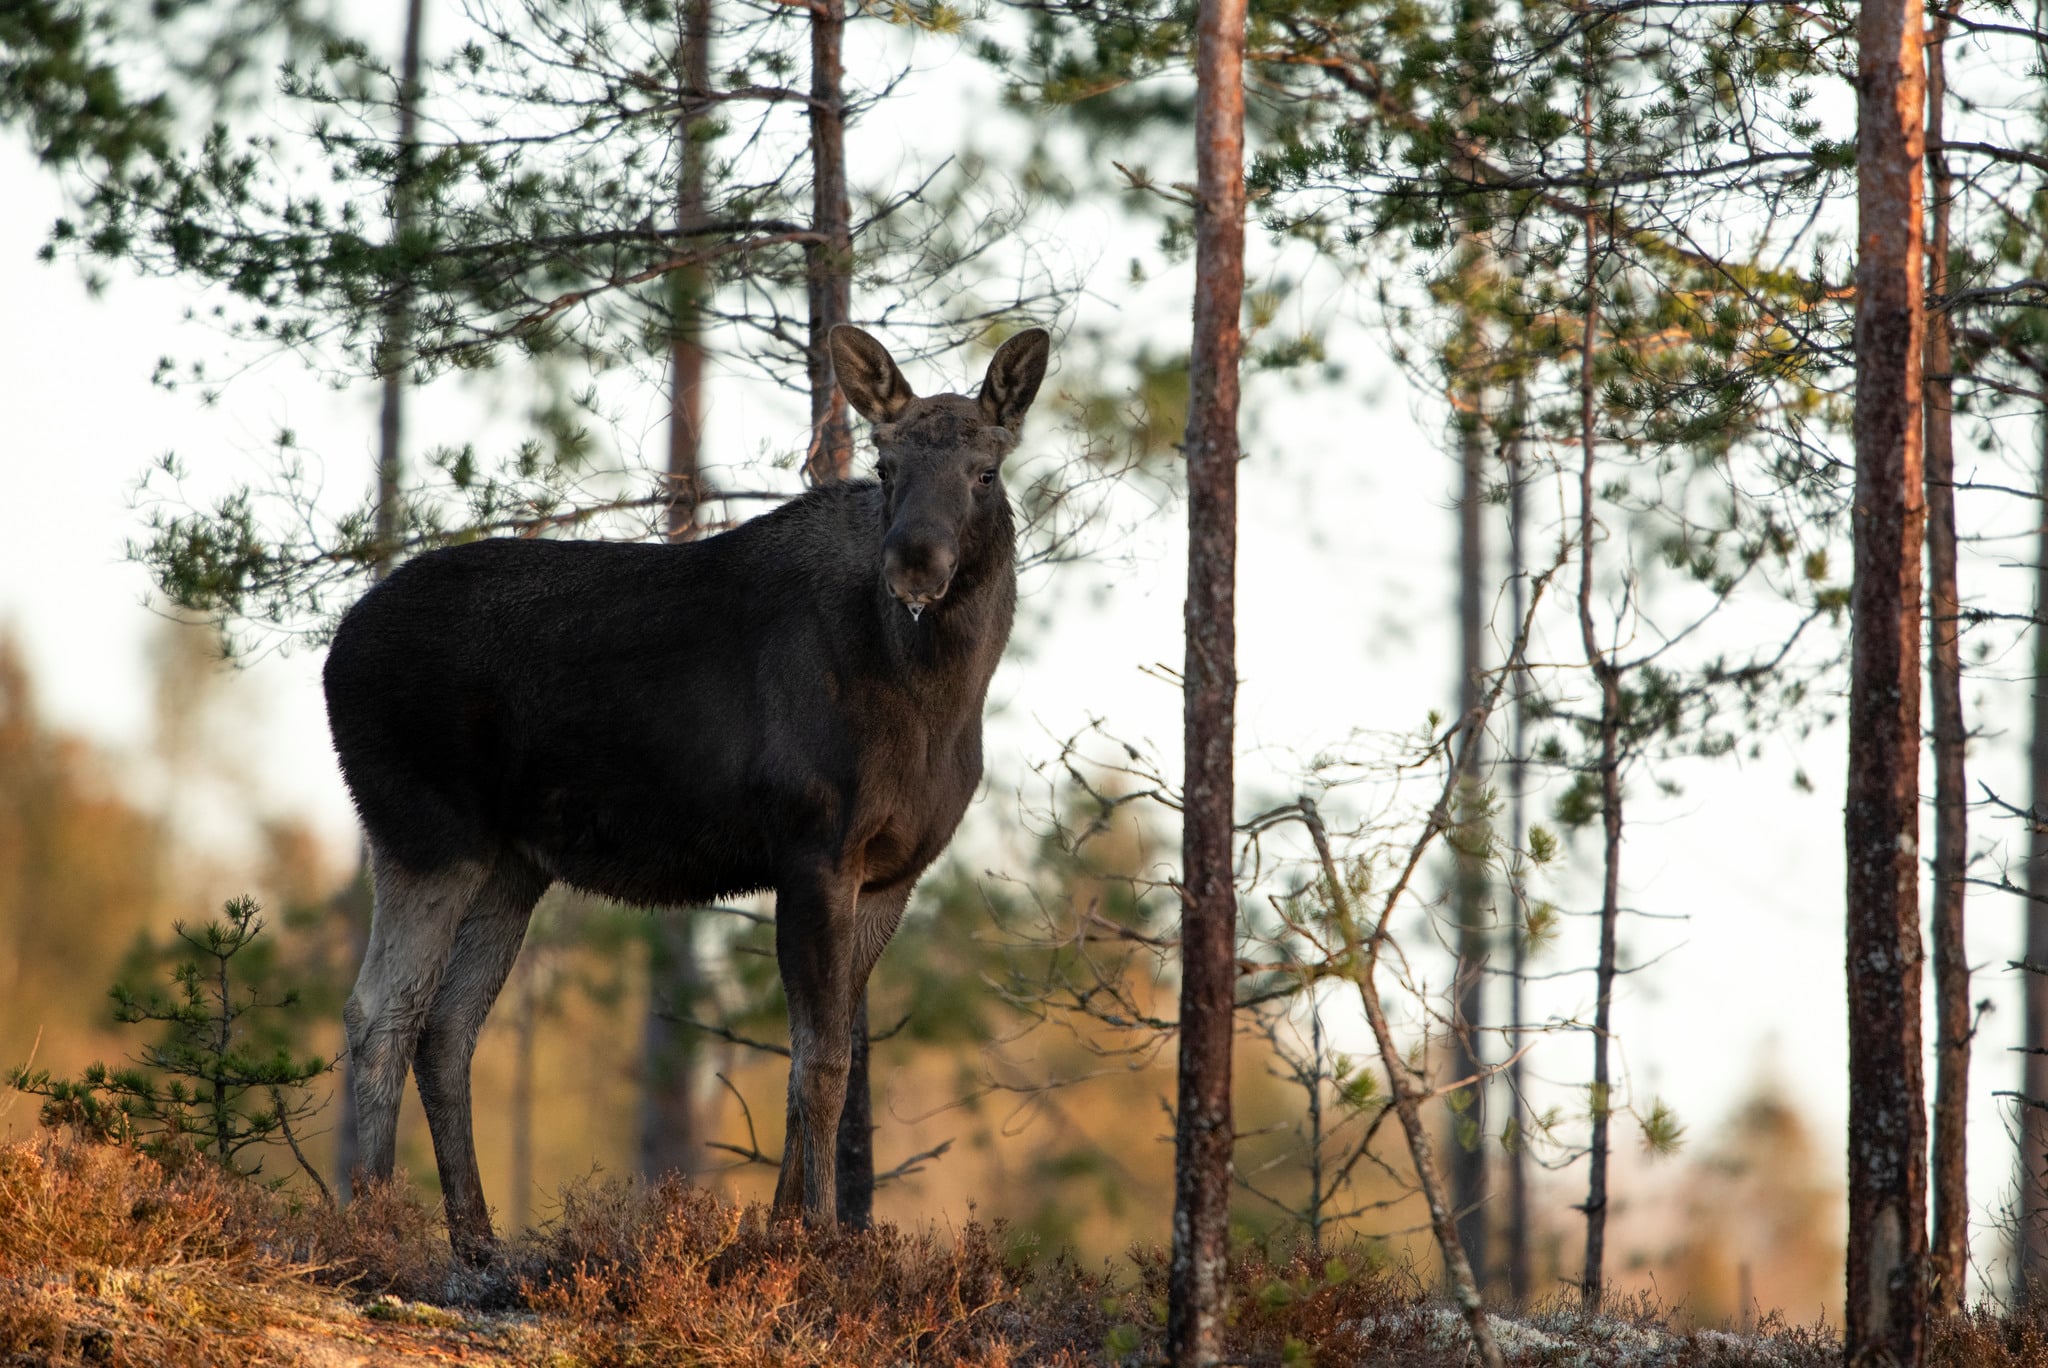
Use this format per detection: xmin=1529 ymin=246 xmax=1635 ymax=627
xmin=978 ymin=328 xmax=1050 ymax=434
xmin=830 ymin=326 xmax=916 ymax=425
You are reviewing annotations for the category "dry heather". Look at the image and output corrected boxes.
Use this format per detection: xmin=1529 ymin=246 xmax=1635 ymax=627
xmin=1 ymin=1135 xmax=2044 ymax=1367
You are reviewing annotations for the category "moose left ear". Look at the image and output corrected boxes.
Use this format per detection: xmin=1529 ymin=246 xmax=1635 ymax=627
xmin=978 ymin=328 xmax=1051 ymax=434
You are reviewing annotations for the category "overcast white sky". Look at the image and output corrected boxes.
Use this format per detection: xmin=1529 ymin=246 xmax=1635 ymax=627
xmin=3 ymin=16 xmax=2046 ymax=1298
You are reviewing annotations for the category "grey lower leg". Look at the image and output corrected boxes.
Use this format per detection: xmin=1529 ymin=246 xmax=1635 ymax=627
xmin=414 ymin=859 xmax=545 ymax=1261
xmin=343 ymin=852 xmax=488 ymax=1184
xmin=835 ymin=886 xmax=912 ymax=1226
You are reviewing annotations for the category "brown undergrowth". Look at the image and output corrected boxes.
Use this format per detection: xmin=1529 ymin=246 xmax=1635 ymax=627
xmin=2 ymin=1134 xmax=2045 ymax=1367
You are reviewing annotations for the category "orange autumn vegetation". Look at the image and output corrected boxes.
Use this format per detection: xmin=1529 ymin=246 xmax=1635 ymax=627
xmin=0 ymin=1132 xmax=1444 ymax=1366
xmin=0 ymin=1131 xmax=1917 ymax=1368
xmin=15 ymin=1131 xmax=2048 ymax=1367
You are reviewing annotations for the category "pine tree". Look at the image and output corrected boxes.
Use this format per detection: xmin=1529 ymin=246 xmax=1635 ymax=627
xmin=1843 ymin=2 xmax=1929 ymax=1363
xmin=1169 ymin=0 xmax=1245 ymax=1354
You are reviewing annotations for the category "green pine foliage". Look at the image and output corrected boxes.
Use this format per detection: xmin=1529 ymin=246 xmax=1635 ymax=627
xmin=10 ymin=896 xmax=330 ymax=1188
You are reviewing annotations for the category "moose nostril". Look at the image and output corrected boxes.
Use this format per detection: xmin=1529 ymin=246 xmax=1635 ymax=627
xmin=884 ymin=539 xmax=957 ymax=607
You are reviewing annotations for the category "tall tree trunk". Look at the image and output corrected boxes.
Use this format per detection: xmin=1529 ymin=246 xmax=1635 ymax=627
xmin=802 ymin=0 xmax=872 ymax=1220
xmin=1846 ymin=2 xmax=1930 ymax=1363
xmin=803 ymin=0 xmax=852 ymax=486
xmin=2021 ymin=400 xmax=2048 ymax=1303
xmin=1575 ymin=66 xmax=1621 ymax=1315
xmin=338 ymin=0 xmax=427 ymax=1202
xmin=1447 ymin=22 xmax=1494 ymax=1288
xmin=1451 ymin=391 xmax=1490 ymax=1290
xmin=1503 ymin=376 xmax=1531 ymax=1305
xmin=1923 ymin=1 xmax=1970 ymax=1316
xmin=1167 ymin=0 xmax=1245 ymax=1355
xmin=665 ymin=0 xmax=710 ymax=542
xmin=637 ymin=0 xmax=713 ymax=1192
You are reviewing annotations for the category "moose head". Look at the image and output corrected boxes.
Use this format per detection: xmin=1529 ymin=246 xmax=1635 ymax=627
xmin=830 ymin=325 xmax=1050 ymax=619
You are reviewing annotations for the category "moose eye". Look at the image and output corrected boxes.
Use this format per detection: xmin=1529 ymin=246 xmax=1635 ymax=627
xmin=977 ymin=468 xmax=997 ymax=487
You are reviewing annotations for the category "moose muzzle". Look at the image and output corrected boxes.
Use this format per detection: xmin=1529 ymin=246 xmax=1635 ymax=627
xmin=882 ymin=527 xmax=959 ymax=614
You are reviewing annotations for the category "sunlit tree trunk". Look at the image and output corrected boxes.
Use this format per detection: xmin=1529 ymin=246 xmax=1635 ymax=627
xmin=1846 ymin=2 xmax=1929 ymax=1362
xmin=801 ymin=0 xmax=874 ymax=1222
xmin=1167 ymin=0 xmax=1245 ymax=1354
xmin=1923 ymin=0 xmax=1969 ymax=1316
xmin=804 ymin=0 xmax=852 ymax=485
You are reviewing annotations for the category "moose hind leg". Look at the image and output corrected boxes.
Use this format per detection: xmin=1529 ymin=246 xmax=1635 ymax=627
xmin=771 ymin=863 xmax=859 ymax=1222
xmin=343 ymin=850 xmax=489 ymax=1188
xmin=413 ymin=856 xmax=547 ymax=1264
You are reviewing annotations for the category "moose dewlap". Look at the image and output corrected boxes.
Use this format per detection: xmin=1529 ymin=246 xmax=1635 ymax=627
xmin=324 ymin=326 xmax=1050 ymax=1260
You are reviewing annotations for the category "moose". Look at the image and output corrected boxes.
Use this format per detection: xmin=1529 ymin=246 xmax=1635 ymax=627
xmin=324 ymin=325 xmax=1050 ymax=1260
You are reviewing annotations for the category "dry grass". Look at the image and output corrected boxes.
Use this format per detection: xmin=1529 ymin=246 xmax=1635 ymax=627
xmin=6 ymin=1134 xmax=2048 ymax=1367
xmin=0 ymin=1137 xmax=306 ymax=1366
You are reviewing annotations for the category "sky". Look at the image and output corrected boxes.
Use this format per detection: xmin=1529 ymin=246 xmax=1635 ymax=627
xmin=2 ymin=12 xmax=2045 ymax=1302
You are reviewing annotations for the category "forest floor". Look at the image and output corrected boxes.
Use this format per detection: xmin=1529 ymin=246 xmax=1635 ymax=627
xmin=2 ymin=1135 xmax=2040 ymax=1367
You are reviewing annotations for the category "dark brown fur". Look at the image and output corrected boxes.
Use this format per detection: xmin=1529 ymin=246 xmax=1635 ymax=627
xmin=324 ymin=327 xmax=1050 ymax=1259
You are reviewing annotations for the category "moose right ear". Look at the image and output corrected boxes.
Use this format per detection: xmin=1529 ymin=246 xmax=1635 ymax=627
xmin=978 ymin=327 xmax=1050 ymax=434
xmin=830 ymin=326 xmax=916 ymax=425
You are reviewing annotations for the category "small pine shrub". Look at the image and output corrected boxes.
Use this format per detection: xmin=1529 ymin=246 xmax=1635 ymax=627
xmin=8 ymin=896 xmax=329 ymax=1188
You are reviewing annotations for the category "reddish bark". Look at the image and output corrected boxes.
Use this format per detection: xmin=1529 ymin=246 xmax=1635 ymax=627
xmin=799 ymin=0 xmax=873 ymax=1216
xmin=804 ymin=0 xmax=853 ymax=485
xmin=1923 ymin=2 xmax=1969 ymax=1316
xmin=1167 ymin=0 xmax=1245 ymax=1356
xmin=1846 ymin=2 xmax=1929 ymax=1363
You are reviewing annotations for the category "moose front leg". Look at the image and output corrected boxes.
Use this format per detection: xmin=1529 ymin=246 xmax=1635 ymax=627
xmin=835 ymin=884 xmax=914 ymax=1227
xmin=771 ymin=861 xmax=860 ymax=1222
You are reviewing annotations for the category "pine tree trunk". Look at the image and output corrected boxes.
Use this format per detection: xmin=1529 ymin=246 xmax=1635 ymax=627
xmin=1503 ymin=377 xmax=1531 ymax=1305
xmin=802 ymin=0 xmax=872 ymax=1217
xmin=1846 ymin=2 xmax=1929 ymax=1362
xmin=1923 ymin=1 xmax=1969 ymax=1316
xmin=804 ymin=0 xmax=852 ymax=486
xmin=2019 ymin=402 xmax=2048 ymax=1303
xmin=1451 ymin=395 xmax=1489 ymax=1291
xmin=1575 ymin=76 xmax=1621 ymax=1314
xmin=338 ymin=0 xmax=427 ymax=1203
xmin=666 ymin=0 xmax=710 ymax=541
xmin=637 ymin=0 xmax=713 ymax=1192
xmin=1167 ymin=0 xmax=1245 ymax=1355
